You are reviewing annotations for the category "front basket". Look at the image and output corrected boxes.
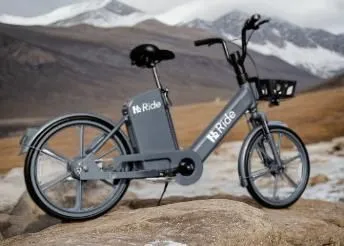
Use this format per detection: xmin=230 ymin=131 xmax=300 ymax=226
xmin=255 ymin=79 xmax=297 ymax=101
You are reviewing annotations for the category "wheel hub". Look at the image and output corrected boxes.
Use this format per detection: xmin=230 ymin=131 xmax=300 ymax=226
xmin=69 ymin=155 xmax=96 ymax=179
xmin=268 ymin=161 xmax=285 ymax=176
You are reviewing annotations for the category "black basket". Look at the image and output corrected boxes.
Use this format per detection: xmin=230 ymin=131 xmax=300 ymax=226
xmin=255 ymin=79 xmax=297 ymax=102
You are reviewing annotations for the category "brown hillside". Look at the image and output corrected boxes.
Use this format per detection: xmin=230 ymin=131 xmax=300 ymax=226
xmin=0 ymin=86 xmax=343 ymax=173
xmin=308 ymin=73 xmax=344 ymax=91
xmin=174 ymin=86 xmax=344 ymax=147
xmin=0 ymin=21 xmax=319 ymax=123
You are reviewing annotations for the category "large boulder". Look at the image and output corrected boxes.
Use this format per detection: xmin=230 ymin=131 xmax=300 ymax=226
xmin=2 ymin=196 xmax=343 ymax=246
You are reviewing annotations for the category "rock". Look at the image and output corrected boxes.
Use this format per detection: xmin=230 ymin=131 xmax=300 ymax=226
xmin=122 ymin=191 xmax=138 ymax=201
xmin=0 ymin=232 xmax=3 ymax=240
xmin=2 ymin=193 xmax=59 ymax=239
xmin=329 ymin=137 xmax=344 ymax=156
xmin=309 ymin=174 xmax=330 ymax=186
xmin=0 ymin=214 xmax=10 ymax=232
xmin=0 ymin=168 xmax=26 ymax=213
xmin=2 ymin=196 xmax=343 ymax=246
xmin=3 ymin=214 xmax=60 ymax=239
xmin=337 ymin=179 xmax=344 ymax=185
xmin=11 ymin=193 xmax=44 ymax=218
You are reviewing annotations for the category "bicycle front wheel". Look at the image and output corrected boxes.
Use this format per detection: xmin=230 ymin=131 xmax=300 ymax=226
xmin=243 ymin=125 xmax=310 ymax=208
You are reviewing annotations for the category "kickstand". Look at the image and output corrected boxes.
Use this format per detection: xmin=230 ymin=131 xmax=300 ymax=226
xmin=157 ymin=181 xmax=169 ymax=206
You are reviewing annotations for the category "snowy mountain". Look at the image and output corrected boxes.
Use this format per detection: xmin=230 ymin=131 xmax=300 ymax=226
xmin=52 ymin=0 xmax=147 ymax=27
xmin=0 ymin=0 xmax=111 ymax=26
xmin=0 ymin=1 xmax=343 ymax=78
xmin=185 ymin=10 xmax=344 ymax=78
xmin=0 ymin=0 xmax=149 ymax=27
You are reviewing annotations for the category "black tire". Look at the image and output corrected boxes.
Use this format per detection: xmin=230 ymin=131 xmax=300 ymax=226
xmin=24 ymin=115 xmax=132 ymax=221
xmin=244 ymin=125 xmax=310 ymax=208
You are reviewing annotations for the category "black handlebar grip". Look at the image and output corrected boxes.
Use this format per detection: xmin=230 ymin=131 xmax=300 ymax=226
xmin=194 ymin=38 xmax=223 ymax=47
xmin=246 ymin=14 xmax=261 ymax=29
xmin=257 ymin=19 xmax=270 ymax=26
xmin=194 ymin=39 xmax=211 ymax=46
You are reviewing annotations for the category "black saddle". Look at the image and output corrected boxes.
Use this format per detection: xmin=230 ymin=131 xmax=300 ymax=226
xmin=130 ymin=44 xmax=175 ymax=68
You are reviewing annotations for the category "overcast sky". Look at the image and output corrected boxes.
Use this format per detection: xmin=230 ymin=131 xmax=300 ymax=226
xmin=0 ymin=0 xmax=343 ymax=33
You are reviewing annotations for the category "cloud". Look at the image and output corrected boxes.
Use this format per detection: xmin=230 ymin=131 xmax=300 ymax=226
xmin=122 ymin=0 xmax=344 ymax=33
xmin=1 ymin=0 xmax=343 ymax=33
xmin=0 ymin=0 xmax=85 ymax=16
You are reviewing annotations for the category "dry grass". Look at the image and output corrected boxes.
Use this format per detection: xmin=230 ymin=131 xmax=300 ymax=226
xmin=173 ymin=86 xmax=344 ymax=147
xmin=0 ymin=87 xmax=343 ymax=173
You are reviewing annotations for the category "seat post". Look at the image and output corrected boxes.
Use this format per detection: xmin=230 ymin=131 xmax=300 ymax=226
xmin=152 ymin=66 xmax=162 ymax=89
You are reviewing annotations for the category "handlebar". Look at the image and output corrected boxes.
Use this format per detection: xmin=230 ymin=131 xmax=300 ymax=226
xmin=194 ymin=38 xmax=232 ymax=64
xmin=194 ymin=38 xmax=223 ymax=47
xmin=194 ymin=13 xmax=270 ymax=85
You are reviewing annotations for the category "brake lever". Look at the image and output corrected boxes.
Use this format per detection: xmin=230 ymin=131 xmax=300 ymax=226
xmin=255 ymin=19 xmax=270 ymax=29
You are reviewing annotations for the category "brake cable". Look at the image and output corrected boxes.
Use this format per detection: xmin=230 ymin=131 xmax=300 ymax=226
xmin=246 ymin=30 xmax=255 ymax=45
xmin=227 ymin=37 xmax=260 ymax=78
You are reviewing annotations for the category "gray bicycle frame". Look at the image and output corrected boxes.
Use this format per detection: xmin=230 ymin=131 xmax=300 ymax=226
xmin=191 ymin=83 xmax=257 ymax=161
xmin=88 ymin=82 xmax=258 ymax=163
xmin=19 ymin=73 xmax=283 ymax=184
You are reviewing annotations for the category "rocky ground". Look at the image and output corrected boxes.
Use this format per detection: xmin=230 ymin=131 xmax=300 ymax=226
xmin=0 ymin=137 xmax=343 ymax=245
xmin=1 ymin=197 xmax=343 ymax=246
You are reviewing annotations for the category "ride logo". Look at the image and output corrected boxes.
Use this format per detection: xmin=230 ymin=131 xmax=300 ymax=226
xmin=206 ymin=111 xmax=236 ymax=143
xmin=132 ymin=100 xmax=162 ymax=115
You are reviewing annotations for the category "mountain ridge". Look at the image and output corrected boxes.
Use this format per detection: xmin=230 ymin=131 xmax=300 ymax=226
xmin=0 ymin=3 xmax=343 ymax=78
xmin=0 ymin=20 xmax=319 ymax=123
xmin=185 ymin=10 xmax=344 ymax=78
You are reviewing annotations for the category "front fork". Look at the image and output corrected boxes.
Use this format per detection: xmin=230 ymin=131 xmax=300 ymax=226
xmin=249 ymin=111 xmax=283 ymax=168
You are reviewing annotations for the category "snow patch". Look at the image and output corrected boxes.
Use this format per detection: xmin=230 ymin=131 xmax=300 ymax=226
xmin=56 ymin=11 xmax=150 ymax=28
xmin=0 ymin=0 xmax=111 ymax=26
xmin=103 ymin=12 xmax=151 ymax=27
xmin=272 ymin=28 xmax=281 ymax=37
xmin=128 ymin=140 xmax=344 ymax=203
xmin=155 ymin=0 xmax=213 ymax=25
xmin=247 ymin=40 xmax=344 ymax=78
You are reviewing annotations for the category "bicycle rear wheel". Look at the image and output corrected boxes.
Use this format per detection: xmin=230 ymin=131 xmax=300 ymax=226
xmin=243 ymin=125 xmax=310 ymax=208
xmin=24 ymin=116 xmax=131 ymax=221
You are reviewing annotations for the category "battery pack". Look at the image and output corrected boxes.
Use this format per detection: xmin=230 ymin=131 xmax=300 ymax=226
xmin=124 ymin=89 xmax=178 ymax=170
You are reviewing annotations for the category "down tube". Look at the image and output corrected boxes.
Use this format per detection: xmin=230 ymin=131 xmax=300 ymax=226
xmin=191 ymin=84 xmax=256 ymax=162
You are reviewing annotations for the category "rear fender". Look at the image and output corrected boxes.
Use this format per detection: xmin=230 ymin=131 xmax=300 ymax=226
xmin=19 ymin=113 xmax=132 ymax=155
